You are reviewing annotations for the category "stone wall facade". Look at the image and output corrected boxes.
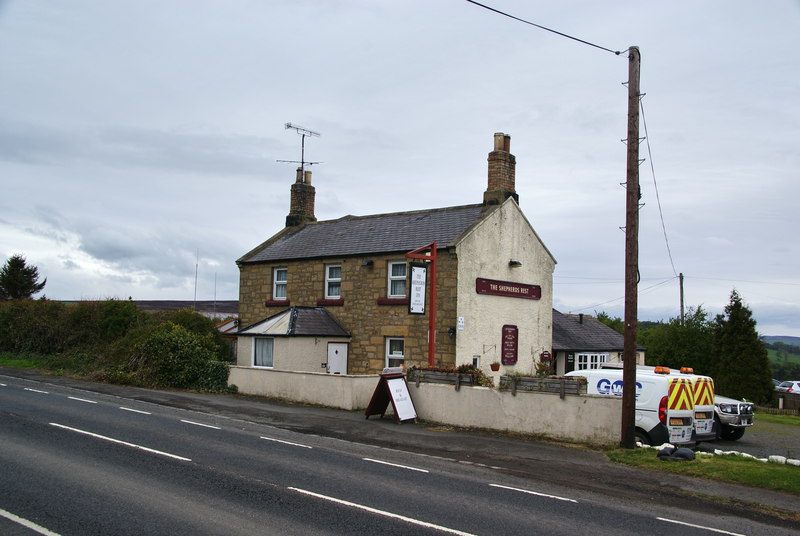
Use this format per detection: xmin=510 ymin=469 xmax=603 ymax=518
xmin=238 ymin=249 xmax=459 ymax=374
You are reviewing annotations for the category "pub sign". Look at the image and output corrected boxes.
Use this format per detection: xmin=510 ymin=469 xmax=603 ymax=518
xmin=501 ymin=324 xmax=518 ymax=365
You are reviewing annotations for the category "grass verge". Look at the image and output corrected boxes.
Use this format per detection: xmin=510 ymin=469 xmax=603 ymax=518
xmin=757 ymin=413 xmax=800 ymax=427
xmin=0 ymin=352 xmax=48 ymax=369
xmin=605 ymin=447 xmax=800 ymax=495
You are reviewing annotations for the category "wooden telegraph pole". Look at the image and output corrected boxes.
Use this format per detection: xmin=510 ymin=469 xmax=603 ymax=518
xmin=621 ymin=46 xmax=641 ymax=449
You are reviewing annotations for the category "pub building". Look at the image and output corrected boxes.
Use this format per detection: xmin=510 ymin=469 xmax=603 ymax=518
xmin=235 ymin=133 xmax=558 ymax=376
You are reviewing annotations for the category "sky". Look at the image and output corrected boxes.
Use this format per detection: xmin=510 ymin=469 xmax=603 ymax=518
xmin=1 ymin=1 xmax=798 ymax=335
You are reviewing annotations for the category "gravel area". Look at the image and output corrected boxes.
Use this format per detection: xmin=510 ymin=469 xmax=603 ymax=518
xmin=703 ymin=414 xmax=800 ymax=459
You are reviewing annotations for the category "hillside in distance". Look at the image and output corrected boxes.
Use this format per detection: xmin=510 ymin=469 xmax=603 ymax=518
xmin=761 ymin=335 xmax=800 ymax=347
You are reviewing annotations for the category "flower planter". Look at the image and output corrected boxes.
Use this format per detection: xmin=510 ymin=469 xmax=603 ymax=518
xmin=499 ymin=376 xmax=587 ymax=398
xmin=407 ymin=369 xmax=478 ymax=391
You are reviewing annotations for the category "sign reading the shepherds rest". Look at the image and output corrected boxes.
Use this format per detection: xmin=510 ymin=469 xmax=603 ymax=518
xmin=409 ymin=263 xmax=427 ymax=314
xmin=501 ymin=324 xmax=519 ymax=365
xmin=476 ymin=278 xmax=541 ymax=300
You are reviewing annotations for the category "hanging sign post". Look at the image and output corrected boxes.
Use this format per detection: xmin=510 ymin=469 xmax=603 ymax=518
xmin=364 ymin=368 xmax=417 ymax=423
xmin=405 ymin=242 xmax=437 ymax=366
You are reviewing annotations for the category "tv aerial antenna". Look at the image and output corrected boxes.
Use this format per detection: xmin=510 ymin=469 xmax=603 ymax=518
xmin=277 ymin=122 xmax=322 ymax=174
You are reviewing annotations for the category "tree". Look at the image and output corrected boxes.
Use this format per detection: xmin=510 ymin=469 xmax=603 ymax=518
xmin=638 ymin=307 xmax=715 ymax=374
xmin=0 ymin=254 xmax=46 ymax=300
xmin=596 ymin=311 xmax=624 ymax=334
xmin=712 ymin=290 xmax=773 ymax=403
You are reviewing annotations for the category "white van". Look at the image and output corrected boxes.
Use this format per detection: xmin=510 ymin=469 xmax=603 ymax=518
xmin=637 ymin=366 xmax=716 ymax=442
xmin=566 ymin=366 xmax=695 ymax=446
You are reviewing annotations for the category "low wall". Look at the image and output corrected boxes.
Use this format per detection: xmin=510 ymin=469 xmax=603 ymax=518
xmin=408 ymin=382 xmax=620 ymax=445
xmin=228 ymin=366 xmax=377 ymax=410
xmin=229 ymin=366 xmax=621 ymax=444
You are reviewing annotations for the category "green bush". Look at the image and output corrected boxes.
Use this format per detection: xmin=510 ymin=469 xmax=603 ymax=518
xmin=0 ymin=299 xmax=69 ymax=354
xmin=0 ymin=300 xmax=231 ymax=391
xmin=127 ymin=322 xmax=228 ymax=391
xmin=151 ymin=308 xmax=234 ymax=362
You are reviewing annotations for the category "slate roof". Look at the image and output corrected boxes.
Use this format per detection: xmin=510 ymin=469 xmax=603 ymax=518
xmin=238 ymin=307 xmax=350 ymax=337
xmin=238 ymin=204 xmax=488 ymax=264
xmin=552 ymin=310 xmax=638 ymax=351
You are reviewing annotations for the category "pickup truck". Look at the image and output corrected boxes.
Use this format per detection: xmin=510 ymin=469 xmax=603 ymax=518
xmin=714 ymin=395 xmax=755 ymax=440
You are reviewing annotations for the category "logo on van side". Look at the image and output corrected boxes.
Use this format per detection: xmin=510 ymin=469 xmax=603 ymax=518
xmin=597 ymin=379 xmax=643 ymax=398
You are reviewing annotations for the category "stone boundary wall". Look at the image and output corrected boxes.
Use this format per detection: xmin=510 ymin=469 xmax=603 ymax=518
xmin=230 ymin=367 xmax=621 ymax=444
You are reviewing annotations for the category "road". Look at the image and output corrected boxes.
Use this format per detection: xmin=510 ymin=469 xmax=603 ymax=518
xmin=1 ymin=373 xmax=798 ymax=536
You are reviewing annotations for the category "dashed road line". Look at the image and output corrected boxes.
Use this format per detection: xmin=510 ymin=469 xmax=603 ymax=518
xmin=288 ymin=487 xmax=477 ymax=536
xmin=363 ymin=457 xmax=429 ymax=473
xmin=68 ymin=396 xmax=97 ymax=404
xmin=260 ymin=436 xmax=312 ymax=449
xmin=657 ymin=517 xmax=746 ymax=536
xmin=0 ymin=507 xmax=62 ymax=536
xmin=489 ymin=483 xmax=578 ymax=503
xmin=181 ymin=419 xmax=221 ymax=430
xmin=50 ymin=423 xmax=192 ymax=462
xmin=24 ymin=388 xmax=49 ymax=394
xmin=119 ymin=406 xmax=151 ymax=415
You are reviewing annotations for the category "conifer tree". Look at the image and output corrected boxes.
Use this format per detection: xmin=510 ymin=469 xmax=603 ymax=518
xmin=712 ymin=290 xmax=773 ymax=403
xmin=0 ymin=254 xmax=47 ymax=300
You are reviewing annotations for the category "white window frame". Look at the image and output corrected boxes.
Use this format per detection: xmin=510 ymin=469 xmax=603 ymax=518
xmin=576 ymin=352 xmax=608 ymax=370
xmin=273 ymin=268 xmax=288 ymax=300
xmin=325 ymin=264 xmax=341 ymax=299
xmin=387 ymin=261 xmax=407 ymax=298
xmin=385 ymin=337 xmax=405 ymax=368
xmin=253 ymin=337 xmax=274 ymax=368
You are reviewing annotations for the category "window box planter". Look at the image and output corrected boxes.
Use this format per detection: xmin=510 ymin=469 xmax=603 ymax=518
xmin=499 ymin=376 xmax=587 ymax=398
xmin=407 ymin=367 xmax=491 ymax=390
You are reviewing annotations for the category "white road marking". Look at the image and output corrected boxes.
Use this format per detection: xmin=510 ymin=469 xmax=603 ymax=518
xmin=0 ymin=507 xmax=62 ymax=536
xmin=657 ymin=517 xmax=746 ymax=536
xmin=363 ymin=457 xmax=429 ymax=473
xmin=181 ymin=419 xmax=221 ymax=430
xmin=24 ymin=388 xmax=49 ymax=394
xmin=489 ymin=483 xmax=578 ymax=503
xmin=68 ymin=396 xmax=97 ymax=404
xmin=119 ymin=406 xmax=151 ymax=415
xmin=260 ymin=436 xmax=312 ymax=449
xmin=49 ymin=423 xmax=192 ymax=462
xmin=288 ymin=487 xmax=478 ymax=536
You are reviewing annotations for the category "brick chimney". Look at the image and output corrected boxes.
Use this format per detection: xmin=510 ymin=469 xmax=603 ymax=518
xmin=483 ymin=132 xmax=518 ymax=205
xmin=285 ymin=167 xmax=317 ymax=227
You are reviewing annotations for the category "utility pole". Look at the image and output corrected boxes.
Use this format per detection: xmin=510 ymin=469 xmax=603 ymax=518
xmin=679 ymin=272 xmax=685 ymax=326
xmin=621 ymin=46 xmax=641 ymax=449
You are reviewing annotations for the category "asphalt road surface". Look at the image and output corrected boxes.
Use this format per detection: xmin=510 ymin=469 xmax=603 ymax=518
xmin=1 ymin=372 xmax=798 ymax=535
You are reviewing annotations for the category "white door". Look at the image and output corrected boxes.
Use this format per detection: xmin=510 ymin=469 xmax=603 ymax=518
xmin=327 ymin=343 xmax=348 ymax=374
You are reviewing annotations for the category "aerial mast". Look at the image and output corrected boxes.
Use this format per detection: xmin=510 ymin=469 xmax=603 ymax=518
xmin=277 ymin=122 xmax=321 ymax=174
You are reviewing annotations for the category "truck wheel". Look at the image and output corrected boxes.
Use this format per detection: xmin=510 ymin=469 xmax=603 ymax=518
xmin=635 ymin=431 xmax=651 ymax=446
xmin=720 ymin=426 xmax=745 ymax=441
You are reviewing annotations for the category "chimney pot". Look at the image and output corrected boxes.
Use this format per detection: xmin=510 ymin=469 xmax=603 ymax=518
xmin=295 ymin=167 xmax=303 ymax=183
xmin=493 ymin=132 xmax=505 ymax=151
xmin=304 ymin=170 xmax=312 ymax=184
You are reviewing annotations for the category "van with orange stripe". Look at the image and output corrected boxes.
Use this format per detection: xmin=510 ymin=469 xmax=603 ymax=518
xmin=669 ymin=367 xmax=716 ymax=442
xmin=636 ymin=366 xmax=717 ymax=442
xmin=566 ymin=366 xmax=695 ymax=446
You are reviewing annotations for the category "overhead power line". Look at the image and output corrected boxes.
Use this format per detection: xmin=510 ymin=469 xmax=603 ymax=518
xmin=639 ymin=100 xmax=678 ymax=277
xmin=567 ymin=277 xmax=678 ymax=313
xmin=465 ymin=0 xmax=624 ymax=55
